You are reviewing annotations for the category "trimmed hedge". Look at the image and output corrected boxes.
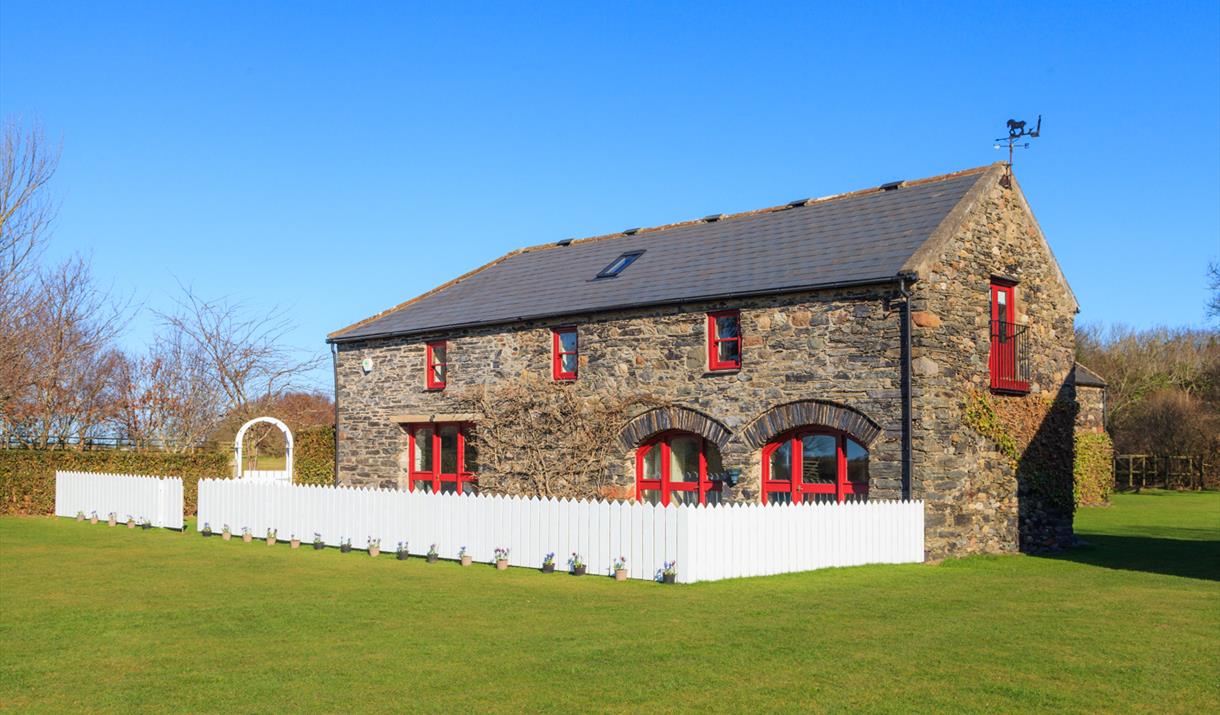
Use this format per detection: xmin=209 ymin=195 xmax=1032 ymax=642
xmin=0 ymin=450 xmax=230 ymax=516
xmin=294 ymin=426 xmax=336 ymax=486
xmin=1074 ymin=432 xmax=1115 ymax=507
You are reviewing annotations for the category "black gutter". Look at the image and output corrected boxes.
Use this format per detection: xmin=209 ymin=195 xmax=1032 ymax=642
xmin=330 ymin=342 xmax=340 ymax=486
xmin=897 ymin=273 xmax=916 ymax=501
xmin=327 ymin=275 xmax=902 ymax=344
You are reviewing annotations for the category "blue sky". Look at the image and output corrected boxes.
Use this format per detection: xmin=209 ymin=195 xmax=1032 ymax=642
xmin=2 ymin=1 xmax=1217 ymax=389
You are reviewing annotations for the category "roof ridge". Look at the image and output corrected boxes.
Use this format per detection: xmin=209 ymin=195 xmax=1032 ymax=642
xmin=514 ymin=163 xmax=1000 ymax=255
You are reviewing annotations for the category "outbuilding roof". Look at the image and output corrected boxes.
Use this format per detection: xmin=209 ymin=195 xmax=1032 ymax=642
xmin=329 ymin=164 xmax=1001 ymax=343
xmin=1073 ymin=362 xmax=1108 ymax=388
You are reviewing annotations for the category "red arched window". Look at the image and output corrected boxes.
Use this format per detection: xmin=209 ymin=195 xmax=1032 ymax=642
xmin=761 ymin=428 xmax=868 ymax=504
xmin=635 ymin=431 xmax=723 ymax=506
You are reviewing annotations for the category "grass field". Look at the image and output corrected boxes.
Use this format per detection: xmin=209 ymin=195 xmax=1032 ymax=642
xmin=1 ymin=492 xmax=1217 ymax=713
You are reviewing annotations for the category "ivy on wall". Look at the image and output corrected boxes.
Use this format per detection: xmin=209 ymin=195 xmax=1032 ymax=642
xmin=1073 ymin=432 xmax=1115 ymax=507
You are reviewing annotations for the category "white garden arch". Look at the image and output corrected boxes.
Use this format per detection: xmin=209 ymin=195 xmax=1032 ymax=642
xmin=234 ymin=416 xmax=293 ymax=484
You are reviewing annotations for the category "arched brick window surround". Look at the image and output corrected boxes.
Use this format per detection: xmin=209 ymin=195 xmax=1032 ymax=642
xmin=740 ymin=400 xmax=881 ymax=450
xmin=617 ymin=406 xmax=732 ymax=451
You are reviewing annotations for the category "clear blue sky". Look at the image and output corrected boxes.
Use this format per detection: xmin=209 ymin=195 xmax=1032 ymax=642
xmin=2 ymin=1 xmax=1217 ymax=389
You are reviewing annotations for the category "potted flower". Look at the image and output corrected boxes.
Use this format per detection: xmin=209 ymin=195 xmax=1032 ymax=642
xmin=459 ymin=546 xmax=472 ymax=567
xmin=660 ymin=560 xmax=677 ymax=584
xmin=139 ymin=517 xmax=152 ymax=530
xmin=290 ymin=534 xmax=301 ymax=549
xmin=266 ymin=528 xmax=277 ymax=546
xmin=75 ymin=511 xmax=85 ymax=522
xmin=312 ymin=532 xmax=325 ymax=550
xmin=126 ymin=515 xmax=135 ymax=529
xmin=569 ymin=552 xmax=586 ymax=576
xmin=241 ymin=527 xmax=252 ymax=543
xmin=396 ymin=541 xmax=409 ymax=561
xmin=222 ymin=525 xmax=232 ymax=541
xmin=426 ymin=543 xmax=439 ymax=563
xmin=368 ymin=537 xmax=381 ymax=558
xmin=201 ymin=522 xmax=213 ymax=537
xmin=340 ymin=537 xmax=352 ymax=554
xmin=613 ymin=555 xmax=628 ymax=582
xmin=91 ymin=511 xmax=100 ymax=525
xmin=541 ymin=552 xmax=556 ymax=573
xmin=494 ymin=547 xmax=510 ymax=570
xmin=107 ymin=512 xmax=116 ymax=527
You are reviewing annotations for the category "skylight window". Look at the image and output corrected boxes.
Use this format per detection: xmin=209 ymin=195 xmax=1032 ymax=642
xmin=595 ymin=250 xmax=644 ymax=279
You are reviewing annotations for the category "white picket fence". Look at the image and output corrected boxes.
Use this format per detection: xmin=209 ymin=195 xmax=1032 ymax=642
xmin=197 ymin=480 xmax=923 ymax=582
xmin=54 ymin=471 xmax=185 ymax=530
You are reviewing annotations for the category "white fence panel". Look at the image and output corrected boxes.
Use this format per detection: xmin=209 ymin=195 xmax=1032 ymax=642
xmin=192 ymin=479 xmax=923 ymax=582
xmin=54 ymin=471 xmax=185 ymax=530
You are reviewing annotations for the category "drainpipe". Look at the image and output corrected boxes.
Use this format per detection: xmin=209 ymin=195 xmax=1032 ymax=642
xmin=330 ymin=342 xmax=340 ymax=485
xmin=897 ymin=273 xmax=915 ymax=501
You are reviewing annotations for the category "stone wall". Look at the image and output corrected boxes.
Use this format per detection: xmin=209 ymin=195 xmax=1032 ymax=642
xmin=1075 ymin=385 xmax=1106 ymax=434
xmin=335 ymin=286 xmax=907 ymax=501
xmin=909 ymin=171 xmax=1078 ymax=557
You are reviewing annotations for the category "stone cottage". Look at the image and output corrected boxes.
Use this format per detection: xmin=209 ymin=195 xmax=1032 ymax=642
xmin=328 ymin=162 xmax=1084 ymax=558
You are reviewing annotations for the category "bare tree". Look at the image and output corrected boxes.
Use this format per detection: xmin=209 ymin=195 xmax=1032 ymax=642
xmin=1208 ymin=262 xmax=1220 ymax=322
xmin=3 ymin=257 xmax=130 ymax=447
xmin=114 ymin=329 xmax=224 ymax=452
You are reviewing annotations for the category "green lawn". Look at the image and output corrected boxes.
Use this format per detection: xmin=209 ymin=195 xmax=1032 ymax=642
xmin=1 ymin=492 xmax=1217 ymax=713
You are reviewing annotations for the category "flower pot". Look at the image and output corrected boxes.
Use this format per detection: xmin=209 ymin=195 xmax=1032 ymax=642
xmin=242 ymin=534 xmax=252 ymax=543
xmin=460 ymin=555 xmax=472 ymax=567
xmin=662 ymin=573 xmax=676 ymax=584
xmin=572 ymin=565 xmax=586 ymax=576
xmin=615 ymin=569 xmax=628 ymax=582
xmin=127 ymin=521 xmax=135 ymax=529
xmin=222 ymin=532 xmax=231 ymax=541
xmin=141 ymin=523 xmax=152 ymax=530
xmin=427 ymin=554 xmax=438 ymax=563
xmin=340 ymin=544 xmax=351 ymax=553
xmin=541 ymin=563 xmax=555 ymax=573
xmin=202 ymin=530 xmax=212 ymax=537
xmin=91 ymin=517 xmax=99 ymax=525
xmin=266 ymin=537 xmax=276 ymax=546
xmin=290 ymin=539 xmax=300 ymax=549
xmin=313 ymin=542 xmax=324 ymax=551
xmin=496 ymin=559 xmax=508 ymax=571
xmin=76 ymin=513 xmax=85 ymax=522
xmin=396 ymin=551 xmax=409 ymax=561
xmin=369 ymin=547 xmax=380 ymax=558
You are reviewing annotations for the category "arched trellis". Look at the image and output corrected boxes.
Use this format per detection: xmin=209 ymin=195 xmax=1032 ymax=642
xmin=617 ymin=406 xmax=733 ymax=451
xmin=739 ymin=400 xmax=882 ymax=449
xmin=234 ymin=416 xmax=294 ymax=483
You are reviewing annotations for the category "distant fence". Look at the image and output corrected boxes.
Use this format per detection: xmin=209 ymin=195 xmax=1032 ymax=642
xmin=54 ymin=471 xmax=185 ymax=529
xmin=197 ymin=480 xmax=924 ymax=583
xmin=1114 ymin=455 xmax=1209 ymax=491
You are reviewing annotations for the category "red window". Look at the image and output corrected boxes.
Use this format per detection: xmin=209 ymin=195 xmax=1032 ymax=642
xmin=635 ymin=431 xmax=723 ymax=506
xmin=407 ymin=423 xmax=477 ymax=494
xmin=761 ymin=428 xmax=869 ymax=504
xmin=552 ymin=327 xmax=578 ymax=380
xmin=425 ymin=340 xmax=447 ymax=390
xmin=707 ymin=310 xmax=742 ymax=371
xmin=989 ymin=281 xmax=1029 ymax=393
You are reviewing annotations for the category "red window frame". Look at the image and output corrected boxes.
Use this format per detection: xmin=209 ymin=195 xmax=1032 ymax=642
xmin=761 ymin=427 xmax=868 ymax=504
xmin=552 ymin=327 xmax=578 ymax=381
xmin=425 ymin=340 xmax=447 ymax=390
xmin=989 ymin=281 xmax=1029 ymax=393
xmin=707 ymin=310 xmax=742 ymax=371
xmin=407 ymin=423 xmax=477 ymax=494
xmin=635 ymin=431 xmax=722 ymax=506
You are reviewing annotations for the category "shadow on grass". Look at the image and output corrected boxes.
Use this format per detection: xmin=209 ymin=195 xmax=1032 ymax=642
xmin=1042 ymin=534 xmax=1220 ymax=582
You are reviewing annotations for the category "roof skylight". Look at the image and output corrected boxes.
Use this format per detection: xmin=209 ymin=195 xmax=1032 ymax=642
xmin=595 ymin=250 xmax=644 ymax=279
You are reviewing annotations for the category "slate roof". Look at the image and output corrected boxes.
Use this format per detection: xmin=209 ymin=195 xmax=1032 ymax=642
xmin=329 ymin=165 xmax=997 ymax=342
xmin=1073 ymin=362 xmax=1107 ymax=388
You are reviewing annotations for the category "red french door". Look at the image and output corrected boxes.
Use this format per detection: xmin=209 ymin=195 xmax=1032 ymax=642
xmin=761 ymin=429 xmax=869 ymax=504
xmin=635 ymin=431 xmax=722 ymax=506
xmin=989 ymin=281 xmax=1028 ymax=392
xmin=408 ymin=423 xmax=477 ymax=494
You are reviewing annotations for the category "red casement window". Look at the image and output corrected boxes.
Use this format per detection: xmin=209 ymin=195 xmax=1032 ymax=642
xmin=425 ymin=340 xmax=447 ymax=390
xmin=635 ymin=431 xmax=724 ymax=506
xmin=552 ymin=327 xmax=578 ymax=381
xmin=407 ymin=423 xmax=477 ymax=494
xmin=761 ymin=428 xmax=869 ymax=504
xmin=707 ymin=310 xmax=742 ymax=371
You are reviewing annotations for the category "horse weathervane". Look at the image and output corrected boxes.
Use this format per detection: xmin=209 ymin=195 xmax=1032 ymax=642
xmin=994 ymin=115 xmax=1042 ymax=186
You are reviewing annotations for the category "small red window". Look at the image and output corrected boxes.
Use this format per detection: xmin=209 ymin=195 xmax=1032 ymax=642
xmin=707 ymin=310 xmax=741 ymax=371
xmin=425 ymin=340 xmax=447 ymax=390
xmin=552 ymin=327 xmax=578 ymax=381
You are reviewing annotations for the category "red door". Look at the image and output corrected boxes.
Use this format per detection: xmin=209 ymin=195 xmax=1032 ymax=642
xmin=990 ymin=282 xmax=1016 ymax=388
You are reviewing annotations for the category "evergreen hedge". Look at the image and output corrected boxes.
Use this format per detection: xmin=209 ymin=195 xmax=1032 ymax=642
xmin=294 ymin=426 xmax=336 ymax=486
xmin=0 ymin=450 xmax=231 ymax=516
xmin=1074 ymin=432 xmax=1115 ymax=507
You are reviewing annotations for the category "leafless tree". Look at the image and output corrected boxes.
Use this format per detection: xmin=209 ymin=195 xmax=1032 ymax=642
xmin=114 ymin=329 xmax=225 ymax=452
xmin=1208 ymin=262 xmax=1220 ymax=322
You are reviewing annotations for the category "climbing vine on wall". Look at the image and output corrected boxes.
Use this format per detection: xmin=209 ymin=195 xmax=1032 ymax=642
xmin=963 ymin=389 xmax=1078 ymax=517
xmin=1073 ymin=432 xmax=1114 ymax=507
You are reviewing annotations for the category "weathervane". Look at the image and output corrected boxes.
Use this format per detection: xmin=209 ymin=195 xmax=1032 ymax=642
xmin=994 ymin=115 xmax=1041 ymax=186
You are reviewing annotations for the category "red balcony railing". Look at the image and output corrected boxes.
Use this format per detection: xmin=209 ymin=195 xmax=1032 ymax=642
xmin=990 ymin=319 xmax=1030 ymax=393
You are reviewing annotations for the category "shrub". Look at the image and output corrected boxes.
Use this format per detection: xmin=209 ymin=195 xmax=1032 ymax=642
xmin=294 ymin=426 xmax=335 ymax=486
xmin=1074 ymin=432 xmax=1115 ymax=507
xmin=0 ymin=450 xmax=229 ymax=516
